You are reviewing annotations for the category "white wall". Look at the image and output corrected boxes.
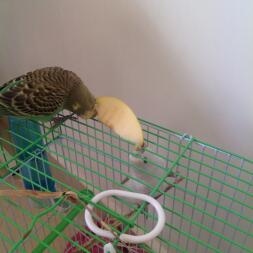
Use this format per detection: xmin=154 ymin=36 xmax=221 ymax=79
xmin=0 ymin=0 xmax=252 ymax=157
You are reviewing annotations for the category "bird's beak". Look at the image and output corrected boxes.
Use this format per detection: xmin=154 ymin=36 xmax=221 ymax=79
xmin=80 ymin=107 xmax=97 ymax=120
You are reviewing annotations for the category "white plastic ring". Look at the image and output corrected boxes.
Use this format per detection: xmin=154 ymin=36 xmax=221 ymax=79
xmin=84 ymin=189 xmax=165 ymax=244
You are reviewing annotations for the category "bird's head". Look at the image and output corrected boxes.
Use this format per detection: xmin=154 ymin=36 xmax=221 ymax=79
xmin=67 ymin=83 xmax=97 ymax=119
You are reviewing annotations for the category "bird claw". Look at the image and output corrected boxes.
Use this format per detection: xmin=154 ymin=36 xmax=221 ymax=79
xmin=51 ymin=114 xmax=78 ymax=127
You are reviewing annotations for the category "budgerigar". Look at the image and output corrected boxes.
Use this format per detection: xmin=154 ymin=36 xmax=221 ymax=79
xmin=0 ymin=67 xmax=96 ymax=122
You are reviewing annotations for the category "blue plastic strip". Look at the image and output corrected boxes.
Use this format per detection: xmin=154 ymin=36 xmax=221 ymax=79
xmin=8 ymin=117 xmax=56 ymax=192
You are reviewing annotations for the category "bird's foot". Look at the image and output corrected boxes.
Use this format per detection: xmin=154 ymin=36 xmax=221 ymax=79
xmin=51 ymin=114 xmax=78 ymax=127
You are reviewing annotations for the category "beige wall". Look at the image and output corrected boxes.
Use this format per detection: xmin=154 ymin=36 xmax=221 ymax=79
xmin=0 ymin=0 xmax=252 ymax=158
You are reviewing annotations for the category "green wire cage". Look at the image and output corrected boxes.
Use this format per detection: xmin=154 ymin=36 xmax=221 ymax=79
xmin=0 ymin=114 xmax=252 ymax=253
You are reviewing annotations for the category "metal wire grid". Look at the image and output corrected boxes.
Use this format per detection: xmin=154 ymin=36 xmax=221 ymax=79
xmin=0 ymin=117 xmax=252 ymax=252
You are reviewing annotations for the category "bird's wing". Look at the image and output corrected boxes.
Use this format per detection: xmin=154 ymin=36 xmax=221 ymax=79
xmin=0 ymin=74 xmax=66 ymax=117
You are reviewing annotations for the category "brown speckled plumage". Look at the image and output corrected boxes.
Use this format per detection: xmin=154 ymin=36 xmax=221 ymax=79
xmin=0 ymin=67 xmax=96 ymax=121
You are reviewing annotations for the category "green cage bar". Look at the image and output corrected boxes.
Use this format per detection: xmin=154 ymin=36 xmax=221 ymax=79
xmin=0 ymin=114 xmax=252 ymax=253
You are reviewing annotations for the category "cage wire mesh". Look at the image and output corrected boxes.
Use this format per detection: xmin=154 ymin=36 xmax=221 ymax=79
xmin=0 ymin=114 xmax=252 ymax=253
